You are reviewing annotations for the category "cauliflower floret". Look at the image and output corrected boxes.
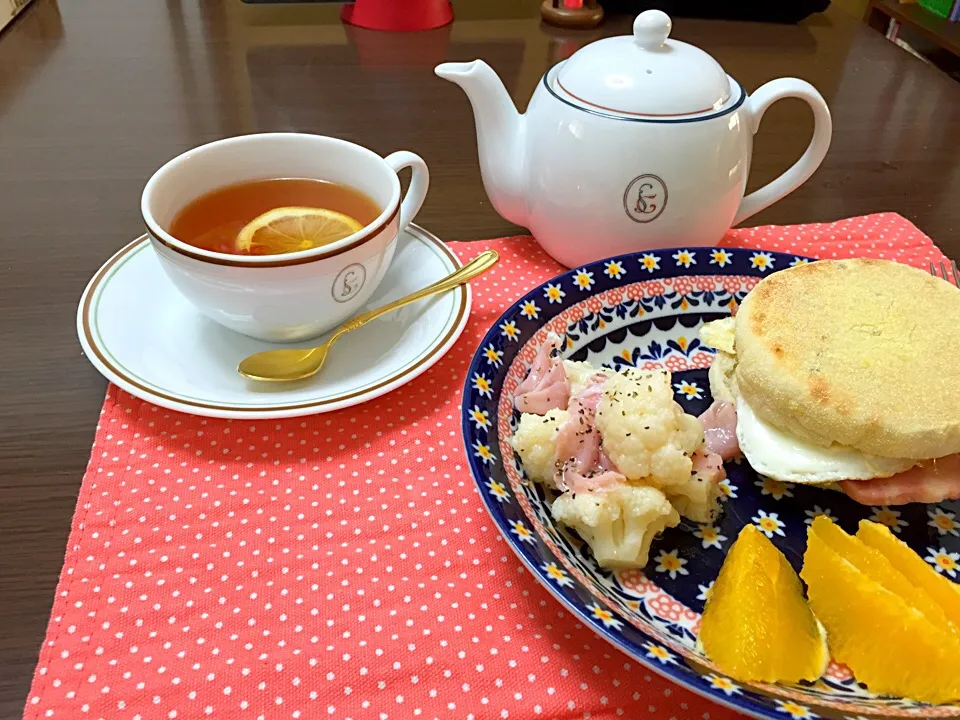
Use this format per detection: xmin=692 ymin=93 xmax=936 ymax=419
xmin=594 ymin=369 xmax=704 ymax=490
xmin=511 ymin=409 xmax=569 ymax=487
xmin=666 ymin=475 xmax=722 ymax=523
xmin=562 ymin=360 xmax=613 ymax=395
xmin=551 ymin=485 xmax=680 ymax=569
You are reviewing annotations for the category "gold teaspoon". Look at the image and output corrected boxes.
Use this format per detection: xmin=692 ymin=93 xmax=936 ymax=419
xmin=238 ymin=250 xmax=499 ymax=382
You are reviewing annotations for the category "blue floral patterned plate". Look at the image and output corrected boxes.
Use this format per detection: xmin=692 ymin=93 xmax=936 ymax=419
xmin=461 ymin=247 xmax=960 ymax=720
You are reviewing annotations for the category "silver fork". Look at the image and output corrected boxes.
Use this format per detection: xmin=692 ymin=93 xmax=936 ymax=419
xmin=929 ymin=259 xmax=960 ymax=288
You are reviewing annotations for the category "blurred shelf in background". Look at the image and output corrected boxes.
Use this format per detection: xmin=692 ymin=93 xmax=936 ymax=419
xmin=865 ymin=0 xmax=960 ymax=80
xmin=1 ymin=0 xmax=37 ymax=35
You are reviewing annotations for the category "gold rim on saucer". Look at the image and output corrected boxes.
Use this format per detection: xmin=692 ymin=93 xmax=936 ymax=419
xmin=78 ymin=226 xmax=469 ymax=417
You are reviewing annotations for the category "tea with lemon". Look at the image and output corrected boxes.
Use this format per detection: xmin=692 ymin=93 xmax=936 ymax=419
xmin=169 ymin=178 xmax=381 ymax=256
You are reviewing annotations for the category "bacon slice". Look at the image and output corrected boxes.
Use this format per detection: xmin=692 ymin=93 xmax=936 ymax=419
xmin=698 ymin=400 xmax=740 ymax=461
xmin=840 ymin=454 xmax=960 ymax=506
xmin=514 ymin=333 xmax=570 ymax=415
xmin=553 ymin=373 xmax=626 ymax=493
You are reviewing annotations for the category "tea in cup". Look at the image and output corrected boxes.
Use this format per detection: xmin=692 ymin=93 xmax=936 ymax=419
xmin=142 ymin=133 xmax=429 ymax=342
xmin=169 ymin=178 xmax=383 ymax=256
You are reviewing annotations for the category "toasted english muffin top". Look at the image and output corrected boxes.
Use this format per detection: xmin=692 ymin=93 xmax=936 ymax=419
xmin=735 ymin=258 xmax=960 ymax=459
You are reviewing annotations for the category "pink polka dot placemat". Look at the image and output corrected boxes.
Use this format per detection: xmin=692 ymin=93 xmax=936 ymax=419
xmin=25 ymin=213 xmax=949 ymax=720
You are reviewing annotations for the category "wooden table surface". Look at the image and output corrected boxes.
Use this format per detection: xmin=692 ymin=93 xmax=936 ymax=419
xmin=1 ymin=0 xmax=959 ymax=714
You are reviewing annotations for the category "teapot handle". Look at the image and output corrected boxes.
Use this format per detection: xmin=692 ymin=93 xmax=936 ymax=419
xmin=733 ymin=78 xmax=832 ymax=226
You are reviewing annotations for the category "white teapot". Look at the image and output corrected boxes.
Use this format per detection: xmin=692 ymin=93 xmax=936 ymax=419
xmin=436 ymin=11 xmax=831 ymax=268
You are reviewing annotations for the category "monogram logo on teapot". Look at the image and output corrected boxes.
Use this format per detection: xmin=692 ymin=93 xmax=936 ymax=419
xmin=623 ymin=174 xmax=668 ymax=224
xmin=332 ymin=263 xmax=366 ymax=303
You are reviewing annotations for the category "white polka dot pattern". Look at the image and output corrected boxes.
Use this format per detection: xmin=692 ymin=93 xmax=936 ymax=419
xmin=25 ymin=215 xmax=948 ymax=720
xmin=718 ymin=212 xmax=946 ymax=270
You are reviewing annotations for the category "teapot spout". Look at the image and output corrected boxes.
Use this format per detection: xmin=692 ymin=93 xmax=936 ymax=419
xmin=435 ymin=60 xmax=527 ymax=227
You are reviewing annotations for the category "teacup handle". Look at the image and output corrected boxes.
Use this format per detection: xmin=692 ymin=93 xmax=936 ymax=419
xmin=385 ymin=151 xmax=430 ymax=234
xmin=733 ymin=78 xmax=832 ymax=226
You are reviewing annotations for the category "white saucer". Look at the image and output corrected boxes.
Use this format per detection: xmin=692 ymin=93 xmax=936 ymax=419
xmin=78 ymin=225 xmax=470 ymax=419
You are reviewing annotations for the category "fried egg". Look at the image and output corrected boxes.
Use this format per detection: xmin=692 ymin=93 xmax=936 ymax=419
xmin=735 ymin=397 xmax=917 ymax=484
xmin=698 ymin=317 xmax=918 ymax=484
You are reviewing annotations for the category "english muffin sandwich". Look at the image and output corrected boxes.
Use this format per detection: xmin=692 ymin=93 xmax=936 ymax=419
xmin=698 ymin=258 xmax=960 ymax=506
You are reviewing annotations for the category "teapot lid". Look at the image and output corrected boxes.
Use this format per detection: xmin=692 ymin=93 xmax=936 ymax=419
xmin=554 ymin=11 xmax=732 ymax=117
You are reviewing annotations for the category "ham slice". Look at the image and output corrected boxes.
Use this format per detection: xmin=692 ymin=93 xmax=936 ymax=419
xmin=692 ymin=449 xmax=727 ymax=485
xmin=698 ymin=401 xmax=740 ymax=461
xmin=561 ymin=469 xmax=623 ymax=495
xmin=553 ymin=374 xmax=626 ymax=494
xmin=514 ymin=333 xmax=570 ymax=415
xmin=670 ymin=449 xmax=726 ymax=522
xmin=840 ymin=454 xmax=960 ymax=506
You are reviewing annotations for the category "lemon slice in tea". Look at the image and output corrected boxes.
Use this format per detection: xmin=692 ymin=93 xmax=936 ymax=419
xmin=236 ymin=207 xmax=364 ymax=255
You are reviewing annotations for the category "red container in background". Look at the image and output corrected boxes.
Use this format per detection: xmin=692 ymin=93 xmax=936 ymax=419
xmin=341 ymin=0 xmax=454 ymax=31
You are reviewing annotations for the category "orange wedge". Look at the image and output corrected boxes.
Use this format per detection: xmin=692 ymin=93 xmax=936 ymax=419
xmin=857 ymin=519 xmax=960 ymax=630
xmin=809 ymin=516 xmax=957 ymax=635
xmin=801 ymin=517 xmax=960 ymax=703
xmin=699 ymin=524 xmax=828 ymax=684
xmin=236 ymin=207 xmax=363 ymax=255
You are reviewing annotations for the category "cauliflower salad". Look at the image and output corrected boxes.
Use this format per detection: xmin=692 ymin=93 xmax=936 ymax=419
xmin=510 ymin=334 xmax=726 ymax=569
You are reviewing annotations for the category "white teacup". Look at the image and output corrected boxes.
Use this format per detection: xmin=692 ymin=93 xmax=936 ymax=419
xmin=142 ymin=133 xmax=429 ymax=342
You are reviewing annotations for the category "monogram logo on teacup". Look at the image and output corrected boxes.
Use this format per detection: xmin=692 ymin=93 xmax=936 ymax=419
xmin=623 ymin=174 xmax=668 ymax=224
xmin=332 ymin=263 xmax=366 ymax=303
